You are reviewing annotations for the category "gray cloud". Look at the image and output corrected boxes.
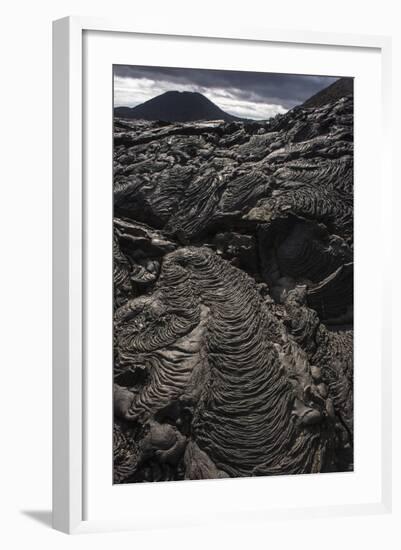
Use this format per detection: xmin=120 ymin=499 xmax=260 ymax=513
xmin=114 ymin=65 xmax=338 ymax=120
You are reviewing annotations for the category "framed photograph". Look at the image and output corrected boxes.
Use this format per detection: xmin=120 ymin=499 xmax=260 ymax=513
xmin=52 ymin=16 xmax=392 ymax=534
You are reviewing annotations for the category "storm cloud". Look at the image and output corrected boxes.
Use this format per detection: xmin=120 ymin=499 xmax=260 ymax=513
xmin=113 ymin=65 xmax=338 ymax=120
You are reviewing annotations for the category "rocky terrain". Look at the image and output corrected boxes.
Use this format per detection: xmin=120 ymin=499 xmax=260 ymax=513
xmin=113 ymin=93 xmax=354 ymax=483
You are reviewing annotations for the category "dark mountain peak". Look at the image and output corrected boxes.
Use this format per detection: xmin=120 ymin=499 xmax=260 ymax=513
xmin=114 ymin=90 xmax=242 ymax=123
xmin=300 ymin=77 xmax=353 ymax=109
xmin=164 ymin=90 xmax=202 ymax=97
xmin=155 ymin=90 xmax=216 ymax=106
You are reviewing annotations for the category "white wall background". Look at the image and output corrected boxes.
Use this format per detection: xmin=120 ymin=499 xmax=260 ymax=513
xmin=0 ymin=0 xmax=399 ymax=548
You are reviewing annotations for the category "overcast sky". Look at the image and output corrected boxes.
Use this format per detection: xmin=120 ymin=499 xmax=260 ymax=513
xmin=113 ymin=65 xmax=338 ymax=120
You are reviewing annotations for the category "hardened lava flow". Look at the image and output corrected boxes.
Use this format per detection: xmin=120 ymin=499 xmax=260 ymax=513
xmin=113 ymin=95 xmax=354 ymax=482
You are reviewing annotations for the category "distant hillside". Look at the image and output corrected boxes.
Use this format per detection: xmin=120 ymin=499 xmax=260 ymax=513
xmin=301 ymin=77 xmax=353 ymax=108
xmin=114 ymin=90 xmax=243 ymax=122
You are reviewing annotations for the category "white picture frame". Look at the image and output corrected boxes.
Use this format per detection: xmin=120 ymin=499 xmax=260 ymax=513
xmin=52 ymin=16 xmax=392 ymax=534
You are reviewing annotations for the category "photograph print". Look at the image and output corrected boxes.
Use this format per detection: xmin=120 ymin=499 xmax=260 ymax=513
xmin=113 ymin=65 xmax=353 ymax=484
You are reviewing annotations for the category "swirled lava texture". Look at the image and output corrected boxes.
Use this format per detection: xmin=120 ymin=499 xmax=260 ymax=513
xmin=113 ymin=95 xmax=353 ymax=483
